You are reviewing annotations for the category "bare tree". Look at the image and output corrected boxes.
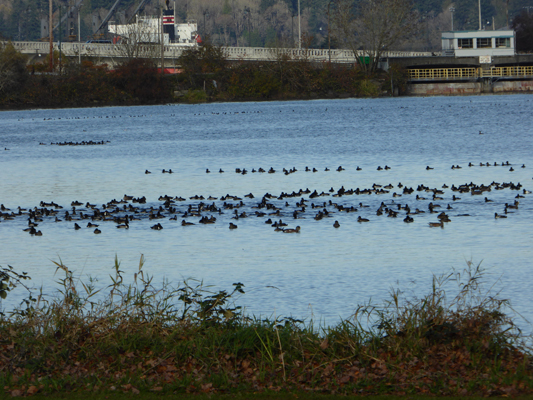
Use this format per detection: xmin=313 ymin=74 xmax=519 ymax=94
xmin=333 ymin=0 xmax=420 ymax=74
xmin=109 ymin=16 xmax=162 ymax=61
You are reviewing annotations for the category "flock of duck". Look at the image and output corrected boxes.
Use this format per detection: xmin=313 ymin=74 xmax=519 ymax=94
xmin=0 ymin=164 xmax=528 ymax=236
xmin=141 ymin=162 xmax=526 ymax=176
xmin=43 ymin=140 xmax=110 ymax=146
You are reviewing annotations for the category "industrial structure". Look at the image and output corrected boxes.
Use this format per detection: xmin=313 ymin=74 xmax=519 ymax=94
xmin=108 ymin=16 xmax=199 ymax=45
xmin=441 ymin=30 xmax=515 ymax=58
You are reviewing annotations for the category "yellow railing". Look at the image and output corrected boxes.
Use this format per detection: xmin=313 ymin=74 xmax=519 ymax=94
xmin=409 ymin=66 xmax=533 ymax=80
xmin=409 ymin=68 xmax=478 ymax=80
xmin=481 ymin=66 xmax=533 ymax=77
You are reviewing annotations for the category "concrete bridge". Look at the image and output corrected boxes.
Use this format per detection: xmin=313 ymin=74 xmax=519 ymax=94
xmin=10 ymin=40 xmax=431 ymax=67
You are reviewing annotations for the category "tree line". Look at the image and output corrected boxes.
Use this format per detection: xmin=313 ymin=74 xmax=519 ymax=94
xmin=1 ymin=0 xmax=532 ymax=52
xmin=0 ymin=40 xmax=410 ymax=109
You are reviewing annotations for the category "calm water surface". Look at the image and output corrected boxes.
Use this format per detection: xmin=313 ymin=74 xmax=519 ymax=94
xmin=0 ymin=95 xmax=532 ymax=331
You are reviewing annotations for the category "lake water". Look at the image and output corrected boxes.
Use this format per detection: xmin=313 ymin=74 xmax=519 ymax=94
xmin=0 ymin=95 xmax=532 ymax=333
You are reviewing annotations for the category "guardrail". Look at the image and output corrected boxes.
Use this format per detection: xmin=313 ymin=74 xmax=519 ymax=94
xmin=409 ymin=66 xmax=533 ymax=80
xmin=409 ymin=68 xmax=478 ymax=80
xmin=8 ymin=40 xmax=433 ymax=62
xmin=481 ymin=66 xmax=533 ymax=77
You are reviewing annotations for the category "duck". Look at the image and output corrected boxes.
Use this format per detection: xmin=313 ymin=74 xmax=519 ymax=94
xmin=94 ymin=228 xmax=101 ymax=234
xmin=505 ymin=202 xmax=518 ymax=210
xmin=357 ymin=216 xmax=369 ymax=222
xmin=151 ymin=223 xmax=163 ymax=230
xmin=145 ymin=170 xmax=151 ymax=174
xmin=181 ymin=220 xmax=194 ymax=226
xmin=437 ymin=212 xmax=451 ymax=222
xmin=283 ymin=226 xmax=301 ymax=233
xmin=494 ymin=213 xmax=507 ymax=219
xmin=333 ymin=220 xmax=340 ymax=228
xmin=429 ymin=221 xmax=444 ymax=228
xmin=229 ymin=222 xmax=238 ymax=229
xmin=74 ymin=223 xmax=81 ymax=230
xmin=426 ymin=166 xmax=434 ymax=170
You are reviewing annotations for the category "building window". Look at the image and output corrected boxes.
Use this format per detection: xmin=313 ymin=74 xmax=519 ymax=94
xmin=477 ymin=38 xmax=492 ymax=48
xmin=458 ymin=38 xmax=473 ymax=48
xmin=496 ymin=37 xmax=510 ymax=48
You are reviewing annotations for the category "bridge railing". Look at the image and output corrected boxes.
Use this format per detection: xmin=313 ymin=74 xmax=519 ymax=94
xmin=409 ymin=68 xmax=478 ymax=80
xmin=409 ymin=66 xmax=533 ymax=80
xmin=8 ymin=40 xmax=433 ymax=62
xmin=481 ymin=66 xmax=533 ymax=77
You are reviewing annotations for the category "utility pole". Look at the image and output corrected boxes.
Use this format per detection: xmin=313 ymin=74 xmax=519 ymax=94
xmin=327 ymin=0 xmax=332 ymax=63
xmin=478 ymin=0 xmax=482 ymax=30
xmin=59 ymin=4 xmax=62 ymax=74
xmin=298 ymin=0 xmax=301 ymax=49
xmin=449 ymin=7 xmax=455 ymax=31
xmin=78 ymin=4 xmax=81 ymax=64
xmin=49 ymin=0 xmax=53 ymax=72
xmin=160 ymin=4 xmax=164 ymax=74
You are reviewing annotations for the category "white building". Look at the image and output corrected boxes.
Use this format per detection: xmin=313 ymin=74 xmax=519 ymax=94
xmin=441 ymin=30 xmax=515 ymax=57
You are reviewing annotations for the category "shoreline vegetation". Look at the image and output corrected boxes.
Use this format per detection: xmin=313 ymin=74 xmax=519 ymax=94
xmin=0 ymin=42 xmax=409 ymax=111
xmin=1 ymin=259 xmax=532 ymax=397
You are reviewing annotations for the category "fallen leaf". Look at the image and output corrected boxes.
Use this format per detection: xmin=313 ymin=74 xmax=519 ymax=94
xmin=26 ymin=386 xmax=38 ymax=395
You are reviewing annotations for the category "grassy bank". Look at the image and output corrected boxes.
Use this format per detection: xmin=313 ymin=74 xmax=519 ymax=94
xmin=0 ymin=258 xmax=531 ymax=397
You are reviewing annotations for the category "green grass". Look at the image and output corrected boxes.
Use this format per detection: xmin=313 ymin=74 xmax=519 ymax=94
xmin=0 ymin=258 xmax=532 ymax=397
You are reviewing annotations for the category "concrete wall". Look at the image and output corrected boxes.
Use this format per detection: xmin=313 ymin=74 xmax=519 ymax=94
xmin=407 ymin=80 xmax=533 ymax=96
xmin=493 ymin=80 xmax=533 ymax=93
xmin=408 ymin=82 xmax=481 ymax=95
